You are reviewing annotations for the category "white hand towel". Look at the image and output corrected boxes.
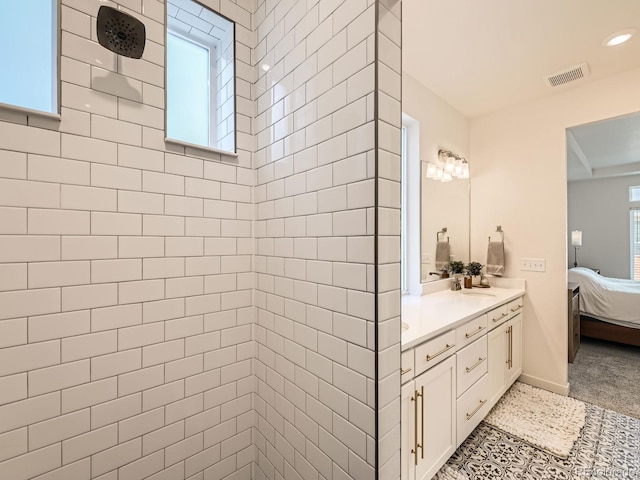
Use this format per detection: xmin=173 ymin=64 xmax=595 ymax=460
xmin=486 ymin=241 xmax=505 ymax=276
xmin=435 ymin=241 xmax=450 ymax=271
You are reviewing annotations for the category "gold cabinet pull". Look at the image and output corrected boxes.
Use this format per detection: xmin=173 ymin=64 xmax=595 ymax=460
xmin=410 ymin=387 xmax=424 ymax=465
xmin=505 ymin=325 xmax=513 ymax=368
xmin=493 ymin=312 xmax=508 ymax=322
xmin=401 ymin=367 xmax=412 ymax=375
xmin=511 ymin=305 xmax=523 ymax=312
xmin=509 ymin=325 xmax=513 ymax=368
xmin=420 ymin=385 xmax=424 ymax=459
xmin=465 ymin=356 xmax=486 ymax=373
xmin=426 ymin=343 xmax=455 ymax=361
xmin=466 ymin=399 xmax=487 ymax=420
xmin=465 ymin=325 xmax=486 ymax=339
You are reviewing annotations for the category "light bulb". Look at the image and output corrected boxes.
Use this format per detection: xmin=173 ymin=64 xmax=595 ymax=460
xmin=445 ymin=156 xmax=456 ymax=173
xmin=460 ymin=163 xmax=469 ymax=179
xmin=426 ymin=163 xmax=437 ymax=178
xmin=441 ymin=172 xmax=453 ymax=183
xmin=454 ymin=160 xmax=463 ymax=176
xmin=434 ymin=167 xmax=443 ymax=180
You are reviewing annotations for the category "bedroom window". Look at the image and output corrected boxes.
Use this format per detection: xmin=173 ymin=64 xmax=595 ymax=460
xmin=166 ymin=0 xmax=235 ymax=153
xmin=630 ymin=186 xmax=640 ymax=202
xmin=631 ymin=208 xmax=640 ymax=281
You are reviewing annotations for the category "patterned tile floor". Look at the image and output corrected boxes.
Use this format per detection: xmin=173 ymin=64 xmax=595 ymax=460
xmin=445 ymin=404 xmax=640 ymax=479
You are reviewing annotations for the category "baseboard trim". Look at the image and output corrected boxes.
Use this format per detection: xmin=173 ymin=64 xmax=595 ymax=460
xmin=518 ymin=373 xmax=569 ymax=396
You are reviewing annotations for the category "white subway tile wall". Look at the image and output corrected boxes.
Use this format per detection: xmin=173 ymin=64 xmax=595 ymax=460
xmin=376 ymin=2 xmax=402 ymax=480
xmin=252 ymin=1 xmax=401 ymax=479
xmin=0 ymin=1 xmax=402 ymax=479
xmin=0 ymin=1 xmax=255 ymax=480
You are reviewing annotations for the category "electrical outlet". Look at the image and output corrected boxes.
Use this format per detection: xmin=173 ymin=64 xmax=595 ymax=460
xmin=521 ymin=258 xmax=546 ymax=272
xmin=422 ymin=254 xmax=431 ymax=263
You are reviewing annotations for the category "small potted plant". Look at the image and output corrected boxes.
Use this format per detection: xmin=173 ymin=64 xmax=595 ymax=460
xmin=449 ymin=261 xmax=465 ymax=279
xmin=464 ymin=261 xmax=484 ymax=288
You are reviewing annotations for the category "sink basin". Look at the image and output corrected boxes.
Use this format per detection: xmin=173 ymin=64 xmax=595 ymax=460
xmin=460 ymin=290 xmax=496 ymax=297
xmin=402 ymin=322 xmax=410 ymax=331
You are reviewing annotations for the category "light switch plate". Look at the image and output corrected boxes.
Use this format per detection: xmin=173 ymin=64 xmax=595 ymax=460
xmin=521 ymin=258 xmax=546 ymax=272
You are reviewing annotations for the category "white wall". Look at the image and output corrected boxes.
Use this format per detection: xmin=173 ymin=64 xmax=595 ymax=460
xmin=470 ymin=66 xmax=640 ymax=394
xmin=569 ymin=175 xmax=640 ymax=278
xmin=0 ymin=1 xmax=255 ymax=479
xmin=402 ymin=73 xmax=470 ymax=290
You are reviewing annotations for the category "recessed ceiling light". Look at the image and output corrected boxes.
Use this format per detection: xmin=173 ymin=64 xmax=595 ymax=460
xmin=602 ymin=28 xmax=636 ymax=47
xmin=261 ymin=64 xmax=270 ymax=72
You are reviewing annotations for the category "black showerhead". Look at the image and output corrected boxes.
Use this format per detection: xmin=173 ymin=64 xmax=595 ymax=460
xmin=97 ymin=6 xmax=146 ymax=59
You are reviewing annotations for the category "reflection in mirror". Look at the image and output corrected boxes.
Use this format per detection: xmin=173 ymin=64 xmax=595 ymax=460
xmin=421 ymin=161 xmax=470 ymax=281
xmin=402 ymin=74 xmax=471 ymax=292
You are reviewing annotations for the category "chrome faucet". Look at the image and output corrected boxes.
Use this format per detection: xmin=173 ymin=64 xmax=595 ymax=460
xmin=429 ymin=271 xmax=450 ymax=279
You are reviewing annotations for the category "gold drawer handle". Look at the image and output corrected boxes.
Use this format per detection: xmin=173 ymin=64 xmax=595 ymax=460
xmin=401 ymin=367 xmax=412 ymax=375
xmin=466 ymin=399 xmax=487 ymax=420
xmin=465 ymin=356 xmax=486 ymax=373
xmin=511 ymin=305 xmax=523 ymax=312
xmin=493 ymin=312 xmax=508 ymax=322
xmin=426 ymin=343 xmax=455 ymax=361
xmin=465 ymin=325 xmax=486 ymax=339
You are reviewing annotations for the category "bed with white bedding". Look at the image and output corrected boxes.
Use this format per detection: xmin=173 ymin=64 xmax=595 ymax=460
xmin=568 ymin=267 xmax=640 ymax=346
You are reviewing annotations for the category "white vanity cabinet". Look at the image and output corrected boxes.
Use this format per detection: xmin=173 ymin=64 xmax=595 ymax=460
xmin=402 ymin=354 xmax=456 ymax=480
xmin=401 ymin=291 xmax=525 ymax=480
xmin=487 ymin=300 xmax=523 ymax=406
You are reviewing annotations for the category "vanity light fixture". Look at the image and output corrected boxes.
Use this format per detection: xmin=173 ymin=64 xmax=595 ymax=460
xmin=432 ymin=149 xmax=469 ymax=182
xmin=602 ymin=28 xmax=636 ymax=47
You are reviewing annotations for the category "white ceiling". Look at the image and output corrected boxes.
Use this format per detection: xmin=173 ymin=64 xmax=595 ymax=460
xmin=402 ymin=0 xmax=640 ymax=181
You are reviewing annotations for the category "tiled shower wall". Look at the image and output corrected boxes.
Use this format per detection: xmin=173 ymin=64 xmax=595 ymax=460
xmin=0 ymin=1 xmax=256 ymax=479
xmin=252 ymin=0 xmax=401 ymax=479
xmin=375 ymin=1 xmax=402 ymax=479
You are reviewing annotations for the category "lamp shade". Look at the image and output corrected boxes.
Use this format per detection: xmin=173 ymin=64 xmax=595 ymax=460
xmin=571 ymin=230 xmax=582 ymax=247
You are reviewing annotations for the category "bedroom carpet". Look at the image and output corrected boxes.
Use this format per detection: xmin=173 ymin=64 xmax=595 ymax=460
xmin=569 ymin=337 xmax=640 ymax=419
xmin=444 ymin=403 xmax=640 ymax=479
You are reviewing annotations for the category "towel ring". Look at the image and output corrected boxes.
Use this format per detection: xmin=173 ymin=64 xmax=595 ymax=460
xmin=437 ymin=227 xmax=449 ymax=243
xmin=489 ymin=226 xmax=504 ymax=243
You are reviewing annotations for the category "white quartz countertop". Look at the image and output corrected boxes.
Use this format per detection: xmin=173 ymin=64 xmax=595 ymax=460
xmin=402 ymin=286 xmax=525 ymax=351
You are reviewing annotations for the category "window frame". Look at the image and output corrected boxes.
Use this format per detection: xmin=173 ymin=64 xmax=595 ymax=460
xmin=164 ymin=0 xmax=237 ymax=156
xmin=0 ymin=0 xmax=60 ymax=120
xmin=401 ymin=125 xmax=408 ymax=294
xmin=631 ymin=208 xmax=640 ymax=281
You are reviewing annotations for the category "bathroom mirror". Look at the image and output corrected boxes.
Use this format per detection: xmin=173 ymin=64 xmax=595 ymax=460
xmin=421 ymin=162 xmax=471 ymax=282
xmin=402 ymin=74 xmax=471 ymax=288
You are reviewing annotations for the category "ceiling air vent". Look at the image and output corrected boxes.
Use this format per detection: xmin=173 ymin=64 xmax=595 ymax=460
xmin=545 ymin=62 xmax=590 ymax=87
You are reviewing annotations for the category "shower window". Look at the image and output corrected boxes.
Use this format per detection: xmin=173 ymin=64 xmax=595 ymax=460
xmin=0 ymin=0 xmax=58 ymax=114
xmin=165 ymin=0 xmax=235 ymax=153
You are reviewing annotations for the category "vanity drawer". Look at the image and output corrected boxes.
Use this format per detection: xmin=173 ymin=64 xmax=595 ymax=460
xmin=487 ymin=304 xmax=509 ymax=330
xmin=456 ymin=337 xmax=488 ymax=396
xmin=401 ymin=349 xmax=414 ymax=383
xmin=456 ymin=373 xmax=491 ymax=446
xmin=456 ymin=314 xmax=488 ymax=350
xmin=508 ymin=297 xmax=524 ymax=318
xmin=415 ymin=330 xmax=457 ymax=375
